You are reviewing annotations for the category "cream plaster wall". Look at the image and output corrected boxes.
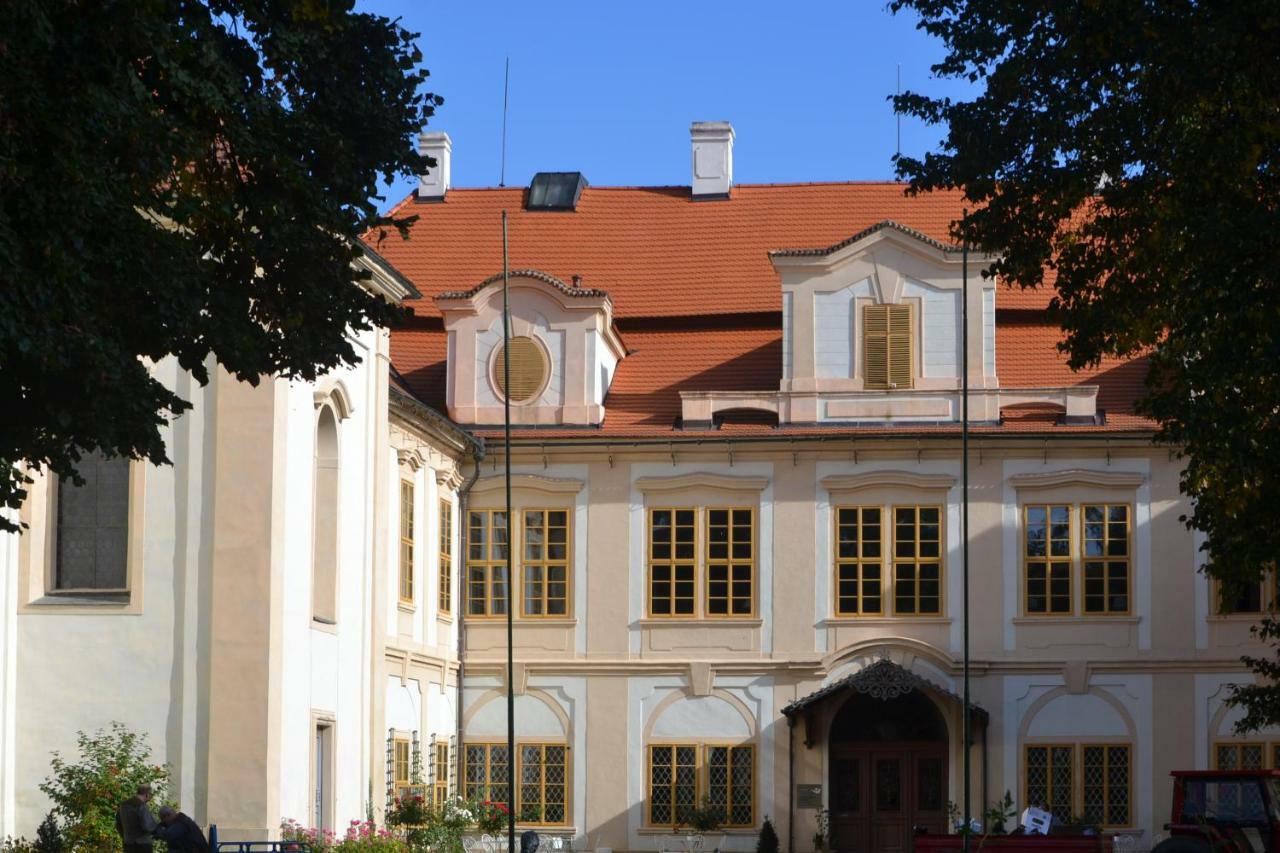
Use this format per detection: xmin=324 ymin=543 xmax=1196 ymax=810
xmin=457 ymin=439 xmax=1263 ymax=852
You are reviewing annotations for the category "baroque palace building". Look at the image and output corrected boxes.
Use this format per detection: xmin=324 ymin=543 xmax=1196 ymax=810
xmin=0 ymin=122 xmax=1272 ymax=852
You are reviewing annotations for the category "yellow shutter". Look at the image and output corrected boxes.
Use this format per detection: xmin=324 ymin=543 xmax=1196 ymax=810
xmin=887 ymin=304 xmax=913 ymax=389
xmin=863 ymin=304 xmax=912 ymax=389
xmin=494 ymin=336 xmax=548 ymax=402
xmin=863 ymin=305 xmax=889 ymax=388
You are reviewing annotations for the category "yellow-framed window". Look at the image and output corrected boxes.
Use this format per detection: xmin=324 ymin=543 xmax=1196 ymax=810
xmin=439 ymin=500 xmax=454 ymax=615
xmin=399 ymin=481 xmax=415 ymax=604
xmin=522 ymin=510 xmax=570 ymax=617
xmin=393 ymin=738 xmax=412 ymax=792
xmin=1024 ymin=505 xmax=1072 ymax=615
xmin=1215 ymin=742 xmax=1266 ymax=770
xmin=1081 ymin=745 xmax=1131 ymax=828
xmin=434 ymin=742 xmax=450 ymax=806
xmin=1217 ymin=572 xmax=1275 ymax=616
xmin=834 ymin=507 xmax=884 ymax=616
xmin=1082 ymin=505 xmax=1130 ymax=614
xmin=863 ymin=303 xmax=913 ymax=390
xmin=463 ymin=742 xmax=510 ymax=806
xmin=648 ymin=508 xmax=697 ymax=617
xmin=517 ymin=743 xmax=569 ymax=825
xmin=892 ymin=505 xmax=943 ymax=615
xmin=706 ymin=507 xmax=754 ymax=616
xmin=466 ymin=511 xmax=509 ymax=617
xmin=1025 ymin=744 xmax=1076 ymax=824
xmin=706 ymin=744 xmax=755 ymax=828
xmin=647 ymin=744 xmax=699 ymax=828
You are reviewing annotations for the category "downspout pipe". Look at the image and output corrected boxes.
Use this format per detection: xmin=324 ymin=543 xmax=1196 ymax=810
xmin=455 ymin=441 xmax=485 ymax=785
xmin=787 ymin=715 xmax=796 ymax=853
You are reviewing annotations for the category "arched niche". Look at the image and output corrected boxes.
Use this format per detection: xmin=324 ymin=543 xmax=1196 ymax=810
xmin=644 ymin=689 xmax=757 ymax=742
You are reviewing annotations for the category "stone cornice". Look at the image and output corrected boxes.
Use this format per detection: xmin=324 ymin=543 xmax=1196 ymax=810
xmin=635 ymin=471 xmax=769 ymax=494
xmin=820 ymin=470 xmax=956 ymax=493
xmin=1008 ymin=468 xmax=1145 ymax=491
xmin=472 ymin=473 xmax=584 ymax=496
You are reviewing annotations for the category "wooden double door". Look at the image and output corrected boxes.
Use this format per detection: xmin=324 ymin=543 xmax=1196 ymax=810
xmin=829 ymin=743 xmax=947 ymax=853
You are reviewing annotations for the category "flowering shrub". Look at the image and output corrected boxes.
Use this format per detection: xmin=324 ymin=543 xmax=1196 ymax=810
xmin=473 ymin=800 xmax=508 ymax=835
xmin=281 ymin=818 xmax=407 ymax=852
xmin=38 ymin=722 xmax=171 ymax=851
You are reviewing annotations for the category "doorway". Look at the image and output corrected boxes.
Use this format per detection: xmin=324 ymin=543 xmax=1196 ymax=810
xmin=828 ymin=690 xmax=948 ymax=853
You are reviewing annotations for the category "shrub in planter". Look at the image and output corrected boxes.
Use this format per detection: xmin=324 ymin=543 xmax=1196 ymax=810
xmin=756 ymin=818 xmax=779 ymax=853
xmin=39 ymin=722 xmax=170 ymax=852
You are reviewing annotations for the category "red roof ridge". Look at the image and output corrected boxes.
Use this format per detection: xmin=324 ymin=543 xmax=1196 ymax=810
xmin=437 ymin=268 xmax=610 ymax=301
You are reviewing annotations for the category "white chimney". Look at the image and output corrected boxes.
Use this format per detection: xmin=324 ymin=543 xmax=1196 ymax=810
xmin=418 ymin=131 xmax=452 ymax=201
xmin=690 ymin=121 xmax=734 ymax=199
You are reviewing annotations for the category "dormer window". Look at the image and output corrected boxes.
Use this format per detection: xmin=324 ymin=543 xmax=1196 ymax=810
xmin=863 ymin=303 xmax=913 ymax=390
xmin=493 ymin=336 xmax=550 ymax=403
xmin=436 ymin=270 xmax=626 ymax=426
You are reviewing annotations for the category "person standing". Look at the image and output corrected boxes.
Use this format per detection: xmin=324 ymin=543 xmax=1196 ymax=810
xmin=153 ymin=805 xmax=211 ymax=853
xmin=115 ymin=783 xmax=158 ymax=853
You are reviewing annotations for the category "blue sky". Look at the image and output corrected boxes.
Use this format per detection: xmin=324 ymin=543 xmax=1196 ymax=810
xmin=363 ymin=1 xmax=974 ymax=209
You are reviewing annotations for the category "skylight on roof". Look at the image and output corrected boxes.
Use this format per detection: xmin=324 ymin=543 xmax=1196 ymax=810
xmin=527 ymin=172 xmax=587 ymax=211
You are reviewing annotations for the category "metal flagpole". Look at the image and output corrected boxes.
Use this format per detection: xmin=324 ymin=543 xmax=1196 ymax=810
xmin=961 ymin=211 xmax=972 ymax=853
xmin=501 ymin=210 xmax=516 ymax=853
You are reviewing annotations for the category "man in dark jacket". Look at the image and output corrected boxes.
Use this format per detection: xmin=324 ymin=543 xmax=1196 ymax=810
xmin=154 ymin=805 xmax=211 ymax=853
xmin=116 ymin=784 xmax=158 ymax=853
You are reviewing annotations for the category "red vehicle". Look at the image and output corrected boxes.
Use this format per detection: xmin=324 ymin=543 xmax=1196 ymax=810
xmin=1154 ymin=770 xmax=1280 ymax=853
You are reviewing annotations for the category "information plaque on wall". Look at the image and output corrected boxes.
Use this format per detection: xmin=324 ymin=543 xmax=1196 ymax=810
xmin=796 ymin=784 xmax=823 ymax=809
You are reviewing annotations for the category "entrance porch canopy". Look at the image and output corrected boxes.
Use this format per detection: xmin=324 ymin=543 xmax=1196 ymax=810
xmin=781 ymin=658 xmax=989 ymax=747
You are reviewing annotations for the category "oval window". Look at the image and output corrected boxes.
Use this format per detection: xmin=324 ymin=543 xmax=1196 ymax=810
xmin=493 ymin=336 xmax=548 ymax=402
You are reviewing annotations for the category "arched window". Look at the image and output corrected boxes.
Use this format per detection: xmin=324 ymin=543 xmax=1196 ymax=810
xmin=313 ymin=405 xmax=340 ymax=623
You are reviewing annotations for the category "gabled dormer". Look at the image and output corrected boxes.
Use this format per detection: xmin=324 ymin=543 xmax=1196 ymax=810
xmin=436 ymin=270 xmax=626 ymax=426
xmin=772 ymin=220 xmax=997 ymax=400
xmin=681 ymin=221 xmax=1101 ymax=426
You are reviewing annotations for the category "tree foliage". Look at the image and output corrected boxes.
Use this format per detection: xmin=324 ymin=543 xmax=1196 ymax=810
xmin=39 ymin=722 xmax=170 ymax=851
xmin=0 ymin=0 xmax=441 ymax=529
xmin=890 ymin=1 xmax=1280 ymax=723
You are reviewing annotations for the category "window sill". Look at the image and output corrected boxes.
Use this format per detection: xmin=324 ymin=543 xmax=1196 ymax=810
xmin=397 ymin=602 xmax=416 ymax=614
xmin=1012 ymin=616 xmax=1140 ymax=625
xmin=464 ymin=617 xmax=578 ymax=627
xmin=438 ymin=613 xmax=455 ymax=624
xmin=638 ymin=618 xmax=764 ymax=627
xmin=1208 ymin=613 xmax=1269 ymax=623
xmin=636 ymin=828 xmax=759 ymax=836
xmin=311 ymin=616 xmax=338 ymax=634
xmin=25 ymin=591 xmax=131 ymax=612
xmin=820 ymin=616 xmax=951 ymax=626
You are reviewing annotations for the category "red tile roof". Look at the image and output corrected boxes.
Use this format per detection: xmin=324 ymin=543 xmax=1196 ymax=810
xmin=370 ymin=182 xmax=1154 ymax=438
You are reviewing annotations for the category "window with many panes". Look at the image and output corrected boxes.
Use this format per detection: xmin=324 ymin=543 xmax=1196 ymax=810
xmin=1018 ymin=502 xmax=1132 ymax=616
xmin=467 ymin=511 xmax=509 ymax=617
xmin=1215 ymin=742 xmax=1266 ymax=770
xmin=649 ymin=509 xmax=697 ymax=616
xmin=1216 ymin=572 xmax=1275 ymax=616
xmin=399 ymin=481 xmax=415 ymax=604
xmin=1083 ymin=505 xmax=1130 ymax=614
xmin=647 ymin=743 xmax=755 ymax=828
xmin=522 ymin=510 xmax=570 ymax=617
xmin=517 ymin=744 xmax=569 ymax=825
xmin=1025 ymin=744 xmax=1131 ymax=827
xmin=707 ymin=508 xmax=754 ymax=616
xmin=646 ymin=508 xmax=756 ymax=618
xmin=835 ymin=507 xmax=884 ymax=615
xmin=439 ymin=500 xmax=453 ymax=615
xmin=893 ymin=506 xmax=943 ymax=615
xmin=464 ymin=742 xmax=510 ymax=806
xmin=1024 ymin=505 xmax=1072 ymax=614
xmin=54 ymin=450 xmax=130 ymax=592
xmin=464 ymin=742 xmax=567 ymax=825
